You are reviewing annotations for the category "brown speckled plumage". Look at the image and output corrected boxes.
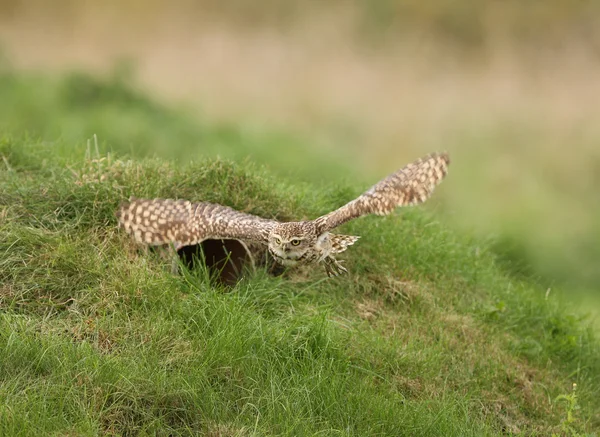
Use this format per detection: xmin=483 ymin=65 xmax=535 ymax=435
xmin=313 ymin=152 xmax=450 ymax=233
xmin=117 ymin=152 xmax=450 ymax=276
xmin=117 ymin=199 xmax=275 ymax=247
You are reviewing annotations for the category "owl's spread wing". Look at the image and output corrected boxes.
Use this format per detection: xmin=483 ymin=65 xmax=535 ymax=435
xmin=314 ymin=152 xmax=450 ymax=233
xmin=117 ymin=198 xmax=277 ymax=248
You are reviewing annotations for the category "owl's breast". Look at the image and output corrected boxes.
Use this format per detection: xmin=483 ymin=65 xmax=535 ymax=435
xmin=314 ymin=233 xmax=333 ymax=261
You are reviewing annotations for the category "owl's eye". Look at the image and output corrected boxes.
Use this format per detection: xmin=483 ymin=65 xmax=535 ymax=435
xmin=275 ymin=237 xmax=282 ymax=245
xmin=291 ymin=239 xmax=301 ymax=246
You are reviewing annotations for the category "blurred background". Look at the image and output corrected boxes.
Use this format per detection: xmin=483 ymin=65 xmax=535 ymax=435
xmin=1 ymin=0 xmax=599 ymax=318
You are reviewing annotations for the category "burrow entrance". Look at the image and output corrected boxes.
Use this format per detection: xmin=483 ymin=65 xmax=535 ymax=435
xmin=176 ymin=239 xmax=283 ymax=286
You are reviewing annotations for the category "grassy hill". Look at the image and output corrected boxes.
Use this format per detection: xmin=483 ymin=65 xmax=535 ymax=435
xmin=0 ymin=71 xmax=599 ymax=435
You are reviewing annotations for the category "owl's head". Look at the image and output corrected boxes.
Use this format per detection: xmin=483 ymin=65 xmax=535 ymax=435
xmin=268 ymin=222 xmax=315 ymax=265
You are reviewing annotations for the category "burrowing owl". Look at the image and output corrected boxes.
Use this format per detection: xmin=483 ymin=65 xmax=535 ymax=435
xmin=117 ymin=152 xmax=450 ymax=276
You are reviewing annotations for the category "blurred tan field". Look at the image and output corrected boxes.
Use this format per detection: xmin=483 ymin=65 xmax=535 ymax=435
xmin=1 ymin=0 xmax=599 ymax=309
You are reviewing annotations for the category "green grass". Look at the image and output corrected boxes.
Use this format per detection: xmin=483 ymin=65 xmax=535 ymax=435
xmin=1 ymin=71 xmax=600 ymax=435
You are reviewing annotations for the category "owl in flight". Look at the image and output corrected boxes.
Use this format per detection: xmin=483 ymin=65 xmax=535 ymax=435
xmin=117 ymin=152 xmax=450 ymax=276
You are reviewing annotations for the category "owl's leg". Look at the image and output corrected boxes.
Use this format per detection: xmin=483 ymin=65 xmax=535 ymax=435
xmin=171 ymin=253 xmax=179 ymax=274
xmin=169 ymin=242 xmax=183 ymax=274
xmin=149 ymin=243 xmax=180 ymax=274
xmin=323 ymin=256 xmax=348 ymax=277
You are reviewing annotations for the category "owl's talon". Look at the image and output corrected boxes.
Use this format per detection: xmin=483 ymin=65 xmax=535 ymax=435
xmin=324 ymin=257 xmax=347 ymax=277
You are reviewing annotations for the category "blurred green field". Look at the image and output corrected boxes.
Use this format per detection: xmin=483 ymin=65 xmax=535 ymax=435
xmin=2 ymin=0 xmax=599 ymax=50
xmin=1 ymin=70 xmax=600 ymax=435
xmin=1 ymin=2 xmax=600 ymax=432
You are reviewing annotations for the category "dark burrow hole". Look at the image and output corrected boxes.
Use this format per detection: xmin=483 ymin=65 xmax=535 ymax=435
xmin=176 ymin=239 xmax=284 ymax=286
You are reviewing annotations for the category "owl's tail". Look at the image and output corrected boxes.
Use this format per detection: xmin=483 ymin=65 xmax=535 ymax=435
xmin=330 ymin=234 xmax=360 ymax=254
